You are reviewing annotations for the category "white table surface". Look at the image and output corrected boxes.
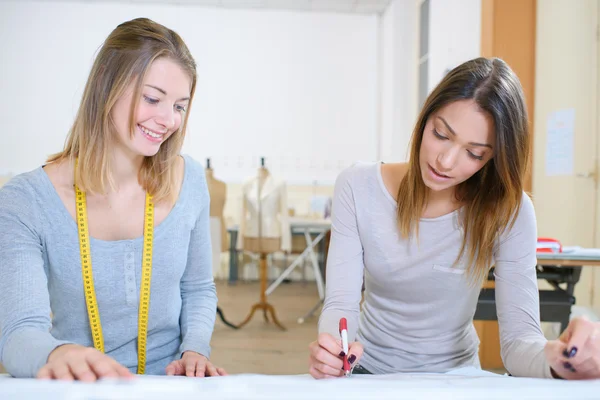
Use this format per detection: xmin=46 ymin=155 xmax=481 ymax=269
xmin=1 ymin=368 xmax=599 ymax=400
xmin=537 ymin=247 xmax=600 ymax=261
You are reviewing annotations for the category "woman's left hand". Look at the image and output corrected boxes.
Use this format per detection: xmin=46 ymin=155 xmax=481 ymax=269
xmin=165 ymin=351 xmax=228 ymax=377
xmin=544 ymin=316 xmax=600 ymax=380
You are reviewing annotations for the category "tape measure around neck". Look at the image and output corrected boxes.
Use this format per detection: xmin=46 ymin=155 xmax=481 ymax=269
xmin=75 ymin=179 xmax=154 ymax=375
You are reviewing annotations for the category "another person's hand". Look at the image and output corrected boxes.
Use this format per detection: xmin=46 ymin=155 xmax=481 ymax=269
xmin=37 ymin=344 xmax=133 ymax=381
xmin=545 ymin=316 xmax=600 ymax=379
xmin=165 ymin=351 xmax=227 ymax=377
xmin=308 ymin=332 xmax=363 ymax=379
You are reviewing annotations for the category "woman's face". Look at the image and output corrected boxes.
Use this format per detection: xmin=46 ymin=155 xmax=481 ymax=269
xmin=111 ymin=57 xmax=191 ymax=158
xmin=419 ymin=99 xmax=496 ymax=195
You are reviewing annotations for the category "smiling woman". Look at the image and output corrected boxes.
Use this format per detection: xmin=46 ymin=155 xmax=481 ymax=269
xmin=0 ymin=18 xmax=226 ymax=380
xmin=46 ymin=18 xmax=197 ymax=205
xmin=111 ymin=58 xmax=191 ymax=158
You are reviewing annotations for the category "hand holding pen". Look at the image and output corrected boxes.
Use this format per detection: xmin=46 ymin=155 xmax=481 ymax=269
xmin=308 ymin=319 xmax=364 ymax=379
xmin=339 ymin=318 xmax=351 ymax=376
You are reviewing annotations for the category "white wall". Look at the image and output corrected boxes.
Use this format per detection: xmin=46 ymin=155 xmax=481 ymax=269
xmin=379 ymin=0 xmax=418 ymax=163
xmin=379 ymin=0 xmax=481 ymax=164
xmin=427 ymin=0 xmax=481 ymax=93
xmin=0 ymin=0 xmax=378 ymax=185
xmin=532 ymin=0 xmax=599 ymax=312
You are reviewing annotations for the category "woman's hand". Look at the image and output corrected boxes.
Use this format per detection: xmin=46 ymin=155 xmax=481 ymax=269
xmin=36 ymin=344 xmax=133 ymax=381
xmin=545 ymin=316 xmax=600 ymax=379
xmin=165 ymin=351 xmax=227 ymax=377
xmin=308 ymin=332 xmax=363 ymax=379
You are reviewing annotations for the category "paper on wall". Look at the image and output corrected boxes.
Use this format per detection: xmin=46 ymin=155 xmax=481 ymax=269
xmin=545 ymin=108 xmax=575 ymax=176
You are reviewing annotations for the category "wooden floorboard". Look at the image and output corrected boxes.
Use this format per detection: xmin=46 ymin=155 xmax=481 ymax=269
xmin=210 ymin=280 xmax=321 ymax=375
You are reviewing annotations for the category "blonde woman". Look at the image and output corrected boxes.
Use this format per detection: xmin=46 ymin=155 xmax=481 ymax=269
xmin=309 ymin=57 xmax=600 ymax=380
xmin=0 ymin=18 xmax=226 ymax=380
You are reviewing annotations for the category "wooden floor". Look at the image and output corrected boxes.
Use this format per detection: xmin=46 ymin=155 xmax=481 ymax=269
xmin=209 ymin=280 xmax=321 ymax=375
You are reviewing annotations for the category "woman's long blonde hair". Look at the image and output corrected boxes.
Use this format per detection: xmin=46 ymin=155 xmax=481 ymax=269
xmin=397 ymin=57 xmax=530 ymax=284
xmin=47 ymin=18 xmax=197 ymax=204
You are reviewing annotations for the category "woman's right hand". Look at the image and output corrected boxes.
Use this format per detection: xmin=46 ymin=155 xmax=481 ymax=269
xmin=308 ymin=332 xmax=364 ymax=379
xmin=36 ymin=344 xmax=134 ymax=381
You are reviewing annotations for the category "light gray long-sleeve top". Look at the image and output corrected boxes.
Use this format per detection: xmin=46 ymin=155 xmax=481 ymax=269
xmin=318 ymin=162 xmax=552 ymax=378
xmin=0 ymin=155 xmax=217 ymax=378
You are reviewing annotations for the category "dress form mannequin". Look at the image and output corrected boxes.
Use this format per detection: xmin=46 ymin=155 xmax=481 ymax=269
xmin=236 ymin=160 xmax=290 ymax=254
xmin=205 ymin=159 xmax=228 ymax=253
xmin=206 ymin=158 xmax=237 ymax=330
xmin=237 ymin=158 xmax=286 ymax=330
xmin=242 ymin=167 xmax=281 ymax=253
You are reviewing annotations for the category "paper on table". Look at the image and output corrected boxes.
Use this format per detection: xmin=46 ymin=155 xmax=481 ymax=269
xmin=561 ymin=246 xmax=600 ymax=257
xmin=3 ymin=368 xmax=600 ymax=400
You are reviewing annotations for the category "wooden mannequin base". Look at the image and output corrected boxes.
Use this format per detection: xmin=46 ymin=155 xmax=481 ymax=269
xmin=236 ymin=252 xmax=286 ymax=331
xmin=236 ymin=301 xmax=286 ymax=330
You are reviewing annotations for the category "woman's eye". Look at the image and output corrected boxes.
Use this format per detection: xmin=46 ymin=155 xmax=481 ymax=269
xmin=468 ymin=151 xmax=484 ymax=161
xmin=175 ymin=104 xmax=187 ymax=113
xmin=143 ymin=95 xmax=159 ymax=104
xmin=433 ymin=129 xmax=447 ymax=140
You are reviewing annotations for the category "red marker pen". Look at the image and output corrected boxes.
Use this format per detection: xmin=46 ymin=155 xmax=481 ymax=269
xmin=339 ymin=318 xmax=351 ymax=377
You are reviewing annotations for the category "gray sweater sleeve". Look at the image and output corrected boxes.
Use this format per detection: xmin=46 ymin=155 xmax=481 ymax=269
xmin=494 ymin=193 xmax=552 ymax=378
xmin=0 ymin=179 xmax=73 ymax=377
xmin=177 ymin=159 xmax=217 ymax=359
xmin=318 ymin=167 xmax=364 ymax=342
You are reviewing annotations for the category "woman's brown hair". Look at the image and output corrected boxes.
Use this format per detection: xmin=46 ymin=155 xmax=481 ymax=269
xmin=397 ymin=57 xmax=530 ymax=284
xmin=48 ymin=17 xmax=197 ymax=203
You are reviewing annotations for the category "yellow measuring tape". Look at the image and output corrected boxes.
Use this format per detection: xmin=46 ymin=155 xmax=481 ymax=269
xmin=75 ymin=171 xmax=154 ymax=374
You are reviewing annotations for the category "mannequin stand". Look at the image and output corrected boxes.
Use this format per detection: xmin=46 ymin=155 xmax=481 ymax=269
xmin=237 ymin=253 xmax=286 ymax=330
xmin=217 ymin=306 xmax=238 ymax=329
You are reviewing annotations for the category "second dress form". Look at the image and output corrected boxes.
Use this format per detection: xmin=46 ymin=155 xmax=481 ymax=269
xmin=236 ymin=166 xmax=288 ymax=330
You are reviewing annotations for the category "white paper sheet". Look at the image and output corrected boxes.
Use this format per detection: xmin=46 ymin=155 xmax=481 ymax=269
xmin=545 ymin=108 xmax=575 ymax=176
xmin=2 ymin=368 xmax=600 ymax=400
xmin=562 ymin=246 xmax=600 ymax=257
